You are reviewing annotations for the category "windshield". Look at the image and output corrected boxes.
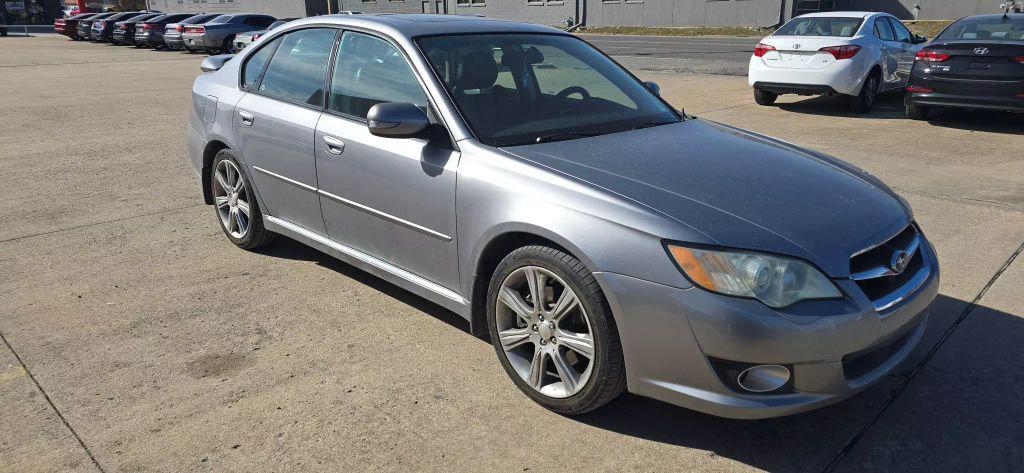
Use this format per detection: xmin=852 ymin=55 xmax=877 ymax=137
xmin=937 ymin=16 xmax=1024 ymax=41
xmin=775 ymin=17 xmax=863 ymax=37
xmin=417 ymin=34 xmax=679 ymax=147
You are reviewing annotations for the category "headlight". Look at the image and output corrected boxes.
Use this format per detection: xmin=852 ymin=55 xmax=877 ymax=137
xmin=666 ymin=244 xmax=841 ymax=308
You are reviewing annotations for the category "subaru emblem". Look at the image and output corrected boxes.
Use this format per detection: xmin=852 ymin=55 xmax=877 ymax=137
xmin=974 ymin=47 xmax=989 ymax=55
xmin=890 ymin=250 xmax=910 ymax=275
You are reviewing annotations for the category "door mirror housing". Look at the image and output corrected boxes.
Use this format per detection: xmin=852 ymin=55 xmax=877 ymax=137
xmin=913 ymin=34 xmax=928 ymax=44
xmin=200 ymin=54 xmax=234 ymax=72
xmin=367 ymin=102 xmax=429 ymax=138
xmin=644 ymin=81 xmax=661 ymax=96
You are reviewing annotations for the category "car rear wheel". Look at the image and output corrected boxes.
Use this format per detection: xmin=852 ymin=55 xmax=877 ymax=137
xmin=210 ymin=150 xmax=275 ymax=250
xmin=753 ymin=88 xmax=778 ymax=106
xmin=487 ymin=245 xmax=626 ymax=414
xmin=222 ymin=35 xmax=237 ymax=54
xmin=906 ymin=103 xmax=931 ymax=120
xmin=849 ymin=73 xmax=880 ymax=113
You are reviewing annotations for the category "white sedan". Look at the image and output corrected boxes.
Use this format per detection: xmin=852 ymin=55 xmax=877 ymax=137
xmin=748 ymin=11 xmax=927 ymax=113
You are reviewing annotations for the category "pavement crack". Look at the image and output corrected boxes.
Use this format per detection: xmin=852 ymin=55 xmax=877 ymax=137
xmin=0 ymin=331 xmax=107 ymax=473
xmin=0 ymin=205 xmax=201 ymax=244
xmin=822 ymin=237 xmax=1024 ymax=473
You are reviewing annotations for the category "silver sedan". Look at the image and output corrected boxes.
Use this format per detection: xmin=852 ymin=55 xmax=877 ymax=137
xmin=187 ymin=14 xmax=938 ymax=418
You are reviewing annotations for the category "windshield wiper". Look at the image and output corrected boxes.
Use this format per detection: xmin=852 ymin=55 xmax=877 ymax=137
xmin=633 ymin=120 xmax=679 ymax=130
xmin=533 ymin=130 xmax=607 ymax=144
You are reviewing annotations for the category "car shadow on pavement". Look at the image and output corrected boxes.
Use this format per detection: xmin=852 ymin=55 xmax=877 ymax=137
xmin=776 ymin=93 xmax=906 ymax=119
xmin=258 ymin=238 xmax=1023 ymax=472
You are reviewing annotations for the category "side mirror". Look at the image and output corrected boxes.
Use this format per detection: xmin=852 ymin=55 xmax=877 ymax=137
xmin=644 ymin=81 xmax=661 ymax=96
xmin=200 ymin=54 xmax=234 ymax=72
xmin=367 ymin=102 xmax=429 ymax=138
xmin=913 ymin=34 xmax=928 ymax=44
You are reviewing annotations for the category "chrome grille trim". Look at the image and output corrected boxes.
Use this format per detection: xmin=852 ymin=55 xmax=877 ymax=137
xmin=850 ymin=234 xmax=920 ymax=281
xmin=849 ymin=224 xmax=930 ymax=313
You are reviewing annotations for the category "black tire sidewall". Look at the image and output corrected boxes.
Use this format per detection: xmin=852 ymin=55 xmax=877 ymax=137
xmin=486 ymin=246 xmax=621 ymax=414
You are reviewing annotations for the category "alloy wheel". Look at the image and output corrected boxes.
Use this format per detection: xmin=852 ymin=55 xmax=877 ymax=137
xmin=494 ymin=266 xmax=595 ymax=398
xmin=213 ymin=159 xmax=251 ymax=239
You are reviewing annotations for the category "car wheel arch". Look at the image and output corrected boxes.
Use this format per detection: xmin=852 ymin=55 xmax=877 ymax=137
xmin=468 ymin=227 xmax=594 ymax=339
xmin=201 ymin=140 xmax=231 ymax=204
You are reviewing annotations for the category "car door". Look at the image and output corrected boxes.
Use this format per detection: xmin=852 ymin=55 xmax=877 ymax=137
xmin=887 ymin=17 xmax=920 ymax=87
xmin=315 ymin=30 xmax=461 ymax=290
xmin=234 ymin=27 xmax=338 ymax=235
xmin=872 ymin=17 xmax=902 ymax=90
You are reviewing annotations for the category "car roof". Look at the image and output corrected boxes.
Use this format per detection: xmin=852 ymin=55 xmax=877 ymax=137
xmin=285 ymin=13 xmax=561 ymax=38
xmin=954 ymin=13 xmax=1024 ymax=21
xmin=795 ymin=11 xmax=883 ymax=19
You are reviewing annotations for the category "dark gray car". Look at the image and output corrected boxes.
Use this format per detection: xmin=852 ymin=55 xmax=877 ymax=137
xmin=188 ymin=15 xmax=938 ymax=418
xmin=163 ymin=13 xmax=219 ymax=51
xmin=180 ymin=13 xmax=275 ymax=54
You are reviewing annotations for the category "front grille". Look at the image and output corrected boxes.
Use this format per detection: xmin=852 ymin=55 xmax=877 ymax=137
xmin=842 ymin=325 xmax=916 ymax=381
xmin=849 ymin=225 xmax=930 ymax=312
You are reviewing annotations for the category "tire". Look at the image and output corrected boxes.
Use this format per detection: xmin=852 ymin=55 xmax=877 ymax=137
xmin=753 ymin=88 xmax=778 ymax=106
xmin=906 ymin=103 xmax=931 ymax=120
xmin=849 ymin=72 xmax=880 ymax=113
xmin=222 ymin=35 xmax=236 ymax=54
xmin=487 ymin=245 xmax=626 ymax=415
xmin=209 ymin=150 xmax=275 ymax=250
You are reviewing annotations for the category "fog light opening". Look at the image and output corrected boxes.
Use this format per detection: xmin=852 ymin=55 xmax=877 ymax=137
xmin=737 ymin=365 xmax=791 ymax=393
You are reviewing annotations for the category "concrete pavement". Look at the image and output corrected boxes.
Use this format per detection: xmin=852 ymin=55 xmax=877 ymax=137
xmin=2 ymin=35 xmax=1022 ymax=472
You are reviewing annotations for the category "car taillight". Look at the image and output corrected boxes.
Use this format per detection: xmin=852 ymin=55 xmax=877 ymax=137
xmin=1013 ymin=56 xmax=1024 ymax=64
xmin=753 ymin=43 xmax=776 ymax=57
xmin=915 ymin=50 xmax=950 ymax=62
xmin=905 ymin=85 xmax=933 ymax=93
xmin=252 ymin=33 xmax=262 ymax=40
xmin=174 ymin=24 xmax=183 ymax=32
xmin=186 ymin=26 xmax=205 ymax=34
xmin=141 ymin=23 xmax=151 ymax=30
xmin=819 ymin=45 xmax=861 ymax=60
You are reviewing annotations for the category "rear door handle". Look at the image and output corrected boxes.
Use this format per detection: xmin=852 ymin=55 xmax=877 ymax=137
xmin=323 ymin=135 xmax=345 ymax=155
xmin=239 ymin=110 xmax=254 ymax=126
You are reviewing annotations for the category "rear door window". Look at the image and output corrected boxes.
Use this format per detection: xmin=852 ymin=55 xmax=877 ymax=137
xmin=873 ymin=18 xmax=896 ymax=41
xmin=256 ymin=28 xmax=337 ymax=106
xmin=888 ymin=17 xmax=913 ymax=42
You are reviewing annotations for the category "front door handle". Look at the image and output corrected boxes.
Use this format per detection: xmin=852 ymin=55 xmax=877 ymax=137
xmin=323 ymin=135 xmax=345 ymax=155
xmin=239 ymin=110 xmax=254 ymax=126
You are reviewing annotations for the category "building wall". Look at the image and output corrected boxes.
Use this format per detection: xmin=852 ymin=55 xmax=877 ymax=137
xmin=835 ymin=0 xmax=998 ymax=20
xmin=143 ymin=0 xmax=1006 ymax=28
xmin=146 ymin=0 xmax=309 ymax=18
xmin=585 ymin=0 xmax=784 ymax=27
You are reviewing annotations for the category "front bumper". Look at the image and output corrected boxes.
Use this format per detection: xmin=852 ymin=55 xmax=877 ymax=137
xmin=595 ymin=240 xmax=939 ymax=419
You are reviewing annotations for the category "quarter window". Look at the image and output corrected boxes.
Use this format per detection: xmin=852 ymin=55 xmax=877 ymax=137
xmin=887 ymin=17 xmax=913 ymax=42
xmin=257 ymin=28 xmax=337 ymax=106
xmin=328 ymin=31 xmax=428 ymax=119
xmin=241 ymin=37 xmax=281 ymax=89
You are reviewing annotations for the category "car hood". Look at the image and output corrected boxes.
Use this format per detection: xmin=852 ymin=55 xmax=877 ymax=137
xmin=500 ymin=119 xmax=910 ymax=277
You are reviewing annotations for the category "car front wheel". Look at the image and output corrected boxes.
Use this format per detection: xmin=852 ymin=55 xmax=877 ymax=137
xmin=487 ymin=245 xmax=626 ymax=414
xmin=210 ymin=150 xmax=275 ymax=250
xmin=753 ymin=88 xmax=778 ymax=106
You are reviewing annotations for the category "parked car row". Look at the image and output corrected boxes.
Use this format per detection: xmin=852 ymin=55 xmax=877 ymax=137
xmin=748 ymin=11 xmax=1024 ymax=118
xmin=55 ymin=11 xmax=280 ymax=54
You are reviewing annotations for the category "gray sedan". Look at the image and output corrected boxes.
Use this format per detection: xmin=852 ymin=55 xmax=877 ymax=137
xmin=181 ymin=13 xmax=275 ymax=54
xmin=187 ymin=15 xmax=938 ymax=418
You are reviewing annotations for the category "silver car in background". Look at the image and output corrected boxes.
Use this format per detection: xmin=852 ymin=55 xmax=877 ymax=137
xmin=163 ymin=13 xmax=219 ymax=51
xmin=232 ymin=18 xmax=296 ymax=52
xmin=181 ymin=13 xmax=276 ymax=54
xmin=187 ymin=14 xmax=938 ymax=418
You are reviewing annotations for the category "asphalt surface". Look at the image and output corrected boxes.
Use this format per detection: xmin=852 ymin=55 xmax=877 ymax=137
xmin=2 ymin=35 xmax=1023 ymax=473
xmin=583 ymin=34 xmax=760 ymax=75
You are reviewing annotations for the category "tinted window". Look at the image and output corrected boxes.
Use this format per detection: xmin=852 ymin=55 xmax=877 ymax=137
xmin=258 ymin=28 xmax=336 ymax=106
xmin=775 ymin=17 xmax=862 ymax=37
xmin=242 ymin=37 xmax=281 ymax=89
xmin=873 ymin=18 xmax=895 ymax=41
xmin=888 ymin=17 xmax=913 ymax=42
xmin=208 ymin=15 xmax=231 ymax=24
xmin=418 ymin=34 xmax=679 ymax=147
xmin=244 ymin=16 xmax=275 ymax=27
xmin=329 ymin=31 xmax=428 ymax=119
xmin=937 ymin=16 xmax=1024 ymax=41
